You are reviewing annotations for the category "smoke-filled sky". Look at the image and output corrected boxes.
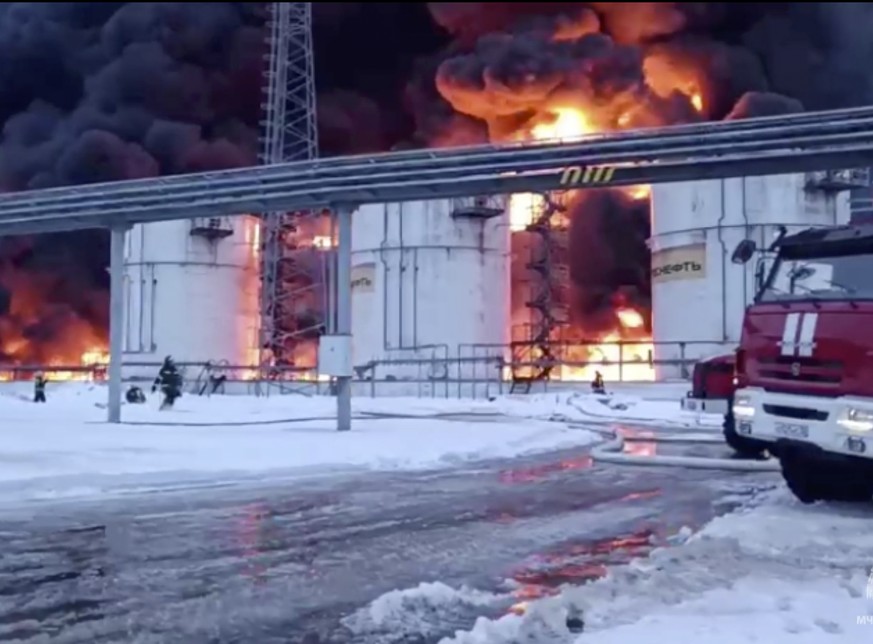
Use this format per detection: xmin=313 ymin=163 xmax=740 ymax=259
xmin=1 ymin=2 xmax=873 ymax=361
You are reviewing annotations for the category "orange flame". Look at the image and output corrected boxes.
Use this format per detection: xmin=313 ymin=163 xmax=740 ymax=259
xmin=0 ymin=345 xmax=109 ymax=382
xmin=0 ymin=260 xmax=110 ymax=381
xmin=506 ymin=105 xmax=655 ymax=382
xmin=643 ymin=51 xmax=706 ymax=116
xmin=311 ymin=235 xmax=334 ymax=250
xmin=500 ymin=35 xmax=711 ymax=384
xmin=616 ymin=308 xmax=644 ymax=329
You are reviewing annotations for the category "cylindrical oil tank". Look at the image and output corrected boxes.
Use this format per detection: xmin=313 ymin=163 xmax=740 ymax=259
xmin=122 ymin=215 xmax=261 ymax=378
xmin=350 ymin=197 xmax=511 ymax=396
xmin=650 ymin=173 xmax=852 ymax=379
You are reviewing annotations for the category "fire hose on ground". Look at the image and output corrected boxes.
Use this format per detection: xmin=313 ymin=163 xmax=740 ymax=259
xmin=556 ymin=393 xmax=781 ymax=472
xmin=574 ymin=423 xmax=780 ymax=473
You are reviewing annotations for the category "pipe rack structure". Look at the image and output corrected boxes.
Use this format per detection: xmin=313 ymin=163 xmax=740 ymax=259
xmin=1 ymin=105 xmax=873 ymax=232
xmin=1 ymin=104 xmax=873 ymax=427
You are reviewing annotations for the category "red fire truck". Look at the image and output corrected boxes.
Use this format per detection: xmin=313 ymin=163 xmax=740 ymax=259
xmin=725 ymin=224 xmax=873 ymax=503
xmin=681 ymin=353 xmax=735 ymax=416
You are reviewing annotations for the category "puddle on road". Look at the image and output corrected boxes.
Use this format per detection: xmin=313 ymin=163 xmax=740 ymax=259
xmin=505 ymin=528 xmax=657 ymax=614
xmin=615 ymin=425 xmax=659 ymax=457
xmin=497 ymin=455 xmax=593 ymax=484
xmin=0 ymin=444 xmax=758 ymax=644
xmin=615 ymin=425 xmax=733 ymax=460
xmin=502 ymin=494 xmax=752 ymax=617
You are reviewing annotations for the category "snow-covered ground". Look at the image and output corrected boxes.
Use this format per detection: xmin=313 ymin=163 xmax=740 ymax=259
xmin=393 ymin=489 xmax=871 ymax=643
xmin=8 ymin=381 xmax=863 ymax=641
xmin=0 ymin=382 xmax=713 ymax=503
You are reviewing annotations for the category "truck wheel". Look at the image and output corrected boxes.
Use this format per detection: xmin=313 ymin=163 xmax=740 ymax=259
xmin=780 ymin=453 xmax=821 ymax=504
xmin=836 ymin=480 xmax=873 ymax=503
xmin=723 ymin=409 xmax=769 ymax=459
xmin=780 ymin=448 xmax=873 ymax=503
xmin=815 ymin=467 xmax=873 ymax=503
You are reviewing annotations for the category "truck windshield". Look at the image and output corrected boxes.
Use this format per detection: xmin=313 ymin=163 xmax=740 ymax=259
xmin=760 ymin=252 xmax=873 ymax=302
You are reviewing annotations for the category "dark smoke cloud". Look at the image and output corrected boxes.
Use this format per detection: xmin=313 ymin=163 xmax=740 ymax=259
xmin=427 ymin=2 xmax=873 ymax=111
xmin=404 ymin=52 xmax=489 ymax=148
xmin=567 ymin=190 xmax=651 ymax=333
xmin=0 ymin=3 xmax=264 ymax=190
xmin=726 ymin=92 xmax=804 ymax=121
xmin=435 ymin=31 xmax=661 ymax=140
xmin=430 ymin=3 xmax=598 ymax=44
xmin=0 ymin=2 xmax=267 ymax=361
xmin=425 ymin=2 xmax=873 ymax=135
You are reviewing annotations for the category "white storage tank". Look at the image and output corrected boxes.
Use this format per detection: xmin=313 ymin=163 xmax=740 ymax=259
xmin=350 ymin=197 xmax=511 ymax=396
xmin=122 ymin=215 xmax=261 ymax=379
xmin=650 ymin=172 xmax=854 ymax=379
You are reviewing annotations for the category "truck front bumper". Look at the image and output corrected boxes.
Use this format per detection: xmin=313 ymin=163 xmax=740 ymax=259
xmin=680 ymin=396 xmax=728 ymax=415
xmin=731 ymin=387 xmax=873 ymax=461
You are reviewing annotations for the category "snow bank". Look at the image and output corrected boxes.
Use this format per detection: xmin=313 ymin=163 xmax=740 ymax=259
xmin=344 ymin=582 xmax=504 ymax=643
xmin=0 ymin=416 xmax=596 ymax=503
xmin=441 ymin=489 xmax=873 ymax=643
xmin=0 ymin=382 xmax=720 ymax=503
xmin=0 ymin=385 xmax=609 ymax=504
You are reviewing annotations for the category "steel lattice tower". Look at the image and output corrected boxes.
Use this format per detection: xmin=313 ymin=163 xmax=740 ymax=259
xmin=258 ymin=2 xmax=322 ymax=373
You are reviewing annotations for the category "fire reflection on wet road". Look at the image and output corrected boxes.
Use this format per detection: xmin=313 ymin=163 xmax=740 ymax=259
xmin=617 ymin=425 xmax=659 ymax=458
xmin=0 ymin=439 xmax=771 ymax=644
xmin=507 ymin=529 xmax=656 ymax=614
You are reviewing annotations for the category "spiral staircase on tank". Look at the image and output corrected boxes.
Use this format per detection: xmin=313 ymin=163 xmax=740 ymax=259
xmin=509 ymin=194 xmax=570 ymax=394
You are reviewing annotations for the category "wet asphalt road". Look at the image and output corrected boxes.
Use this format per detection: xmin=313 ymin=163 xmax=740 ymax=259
xmin=0 ymin=432 xmax=774 ymax=644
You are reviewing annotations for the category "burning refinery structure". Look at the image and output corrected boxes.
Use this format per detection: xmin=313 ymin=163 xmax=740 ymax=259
xmin=3 ymin=3 xmax=871 ymax=393
xmin=115 ymin=55 xmax=860 ymax=393
xmin=117 ymin=165 xmax=856 ymax=393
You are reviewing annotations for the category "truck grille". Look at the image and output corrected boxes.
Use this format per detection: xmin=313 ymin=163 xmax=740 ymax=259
xmin=756 ymin=357 xmax=843 ymax=385
xmin=762 ymin=404 xmax=829 ymax=421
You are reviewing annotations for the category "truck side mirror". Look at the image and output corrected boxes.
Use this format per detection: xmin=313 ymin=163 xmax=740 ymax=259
xmin=731 ymin=239 xmax=757 ymax=265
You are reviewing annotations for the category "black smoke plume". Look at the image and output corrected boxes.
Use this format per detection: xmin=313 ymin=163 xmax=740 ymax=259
xmin=567 ymin=190 xmax=651 ymax=334
xmin=0 ymin=2 xmax=266 ymax=362
xmin=427 ymin=3 xmax=873 ymax=111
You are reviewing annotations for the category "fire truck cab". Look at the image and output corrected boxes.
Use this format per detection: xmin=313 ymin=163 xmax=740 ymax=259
xmin=729 ymin=224 xmax=873 ymax=503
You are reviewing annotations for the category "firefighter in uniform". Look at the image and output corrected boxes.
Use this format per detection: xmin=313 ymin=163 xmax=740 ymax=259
xmin=34 ymin=372 xmax=47 ymax=403
xmin=152 ymin=356 xmax=183 ymax=410
xmin=591 ymin=371 xmax=606 ymax=395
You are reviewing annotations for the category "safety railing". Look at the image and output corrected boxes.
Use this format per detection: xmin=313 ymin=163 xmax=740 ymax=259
xmin=0 ymin=363 xmax=108 ymax=383
xmin=0 ymin=339 xmax=735 ymax=400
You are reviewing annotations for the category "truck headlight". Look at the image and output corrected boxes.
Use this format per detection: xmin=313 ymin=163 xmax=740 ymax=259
xmin=732 ymin=395 xmax=755 ymax=418
xmin=837 ymin=408 xmax=873 ymax=433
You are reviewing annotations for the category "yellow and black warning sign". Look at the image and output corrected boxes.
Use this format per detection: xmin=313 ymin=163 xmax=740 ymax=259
xmin=559 ymin=165 xmax=617 ymax=187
